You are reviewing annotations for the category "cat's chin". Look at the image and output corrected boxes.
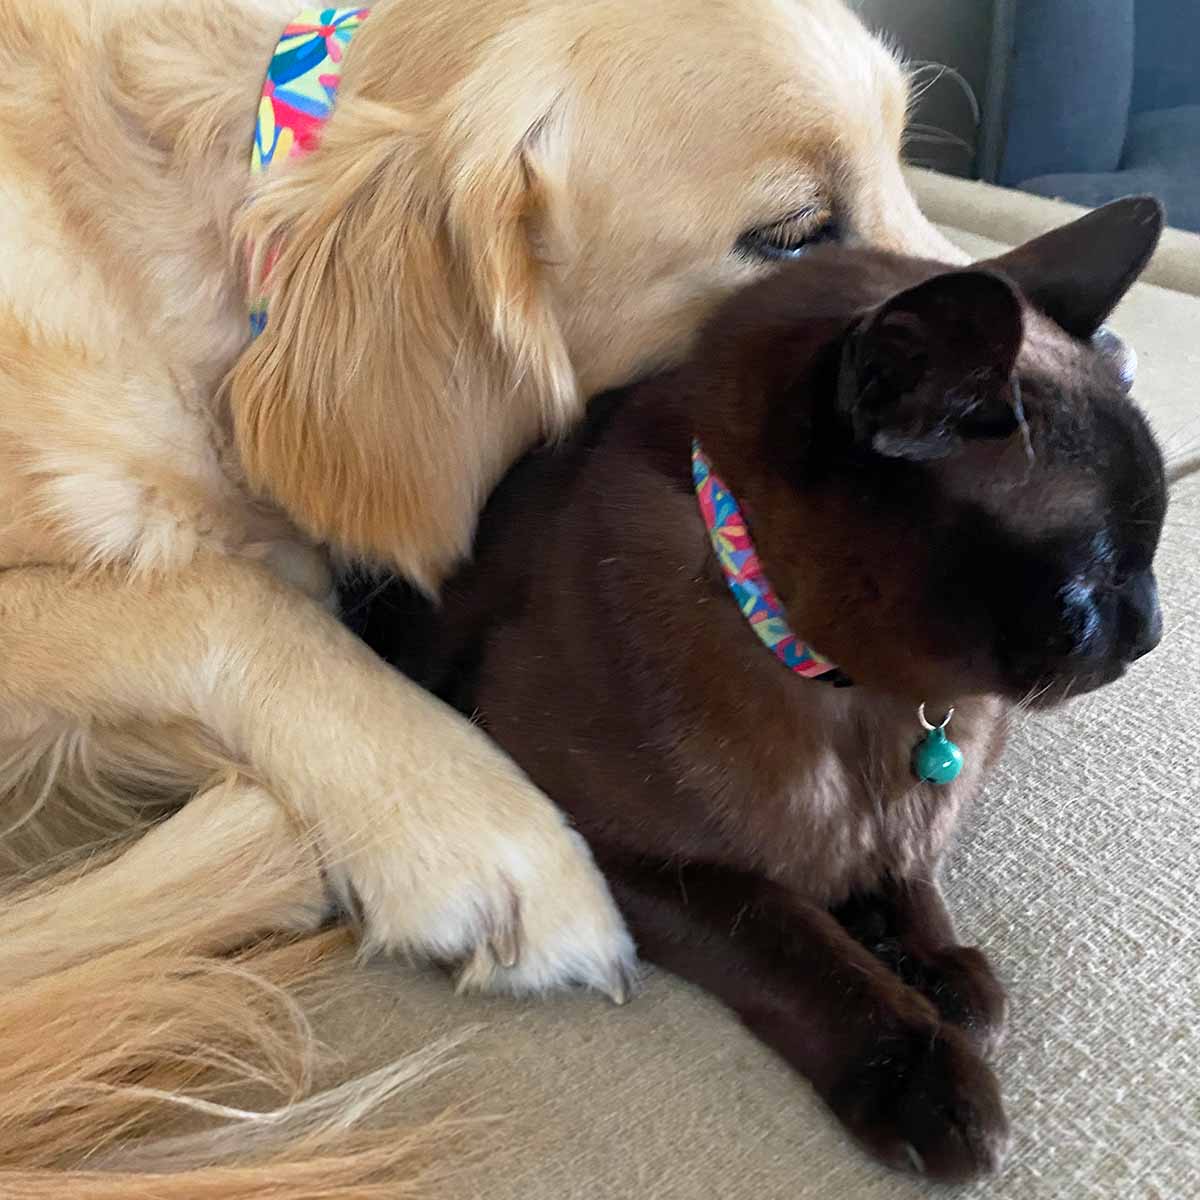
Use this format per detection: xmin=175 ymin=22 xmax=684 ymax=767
xmin=1006 ymin=664 xmax=1128 ymax=711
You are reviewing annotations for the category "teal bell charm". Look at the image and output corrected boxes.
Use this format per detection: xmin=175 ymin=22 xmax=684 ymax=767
xmin=913 ymin=704 xmax=964 ymax=785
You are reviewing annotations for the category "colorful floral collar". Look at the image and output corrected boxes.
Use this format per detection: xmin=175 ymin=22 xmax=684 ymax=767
xmin=248 ymin=7 xmax=371 ymax=335
xmin=692 ymin=440 xmax=846 ymax=684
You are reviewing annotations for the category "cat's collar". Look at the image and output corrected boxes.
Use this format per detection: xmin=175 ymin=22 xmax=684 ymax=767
xmin=691 ymin=439 xmax=852 ymax=687
xmin=691 ymin=439 xmax=972 ymax=785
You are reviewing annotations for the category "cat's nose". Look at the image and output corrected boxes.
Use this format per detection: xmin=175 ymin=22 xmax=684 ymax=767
xmin=1118 ymin=570 xmax=1162 ymax=662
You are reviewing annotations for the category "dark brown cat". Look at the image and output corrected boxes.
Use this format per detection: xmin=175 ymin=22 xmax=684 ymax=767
xmin=346 ymin=197 xmax=1167 ymax=1182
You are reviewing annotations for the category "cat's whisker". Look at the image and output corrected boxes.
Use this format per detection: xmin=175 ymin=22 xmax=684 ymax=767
xmin=1158 ymin=423 xmax=1200 ymax=486
xmin=1009 ymin=679 xmax=1055 ymax=727
xmin=1157 ymin=417 xmax=1200 ymax=450
xmin=1152 ymin=623 xmax=1181 ymax=650
xmin=1163 ymin=439 xmax=1200 ymax=463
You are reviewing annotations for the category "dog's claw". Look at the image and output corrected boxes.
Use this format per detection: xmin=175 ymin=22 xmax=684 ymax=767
xmin=490 ymin=924 xmax=520 ymax=970
xmin=488 ymin=883 xmax=522 ymax=968
xmin=453 ymin=943 xmax=490 ymax=994
xmin=606 ymin=959 xmax=641 ymax=1006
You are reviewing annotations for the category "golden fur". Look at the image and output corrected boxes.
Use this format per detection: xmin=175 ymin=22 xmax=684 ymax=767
xmin=0 ymin=0 xmax=963 ymax=1192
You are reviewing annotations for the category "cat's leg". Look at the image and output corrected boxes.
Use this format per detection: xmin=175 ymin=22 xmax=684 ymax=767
xmin=832 ymin=877 xmax=1008 ymax=1057
xmin=603 ymin=857 xmax=1009 ymax=1182
xmin=613 ymin=862 xmax=1009 ymax=1179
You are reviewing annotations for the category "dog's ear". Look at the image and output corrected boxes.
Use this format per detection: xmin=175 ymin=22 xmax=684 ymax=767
xmin=839 ymin=269 xmax=1025 ymax=461
xmin=228 ymin=94 xmax=577 ymax=590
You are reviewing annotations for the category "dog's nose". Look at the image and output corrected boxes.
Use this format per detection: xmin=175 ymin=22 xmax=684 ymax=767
xmin=1119 ymin=570 xmax=1163 ymax=662
xmin=1093 ymin=326 xmax=1138 ymax=393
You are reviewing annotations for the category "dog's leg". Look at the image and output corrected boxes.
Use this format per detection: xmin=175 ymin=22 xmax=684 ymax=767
xmin=0 ymin=560 xmax=634 ymax=998
xmin=603 ymin=858 xmax=1009 ymax=1183
xmin=832 ymin=877 xmax=1008 ymax=1057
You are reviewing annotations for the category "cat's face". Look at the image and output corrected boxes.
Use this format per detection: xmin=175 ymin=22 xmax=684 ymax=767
xmin=879 ymin=348 xmax=1166 ymax=708
xmin=694 ymin=198 xmax=1167 ymax=707
xmin=943 ymin=332 xmax=1166 ymax=704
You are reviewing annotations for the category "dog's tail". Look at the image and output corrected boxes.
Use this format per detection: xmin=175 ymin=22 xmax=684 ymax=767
xmin=0 ymin=735 xmax=481 ymax=1198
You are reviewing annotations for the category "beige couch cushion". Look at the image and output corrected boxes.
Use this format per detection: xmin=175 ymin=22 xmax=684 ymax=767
xmin=909 ymin=167 xmax=1200 ymax=300
xmin=309 ymin=184 xmax=1200 ymax=1199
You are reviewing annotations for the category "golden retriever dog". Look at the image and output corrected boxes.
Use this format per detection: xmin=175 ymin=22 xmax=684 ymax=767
xmin=0 ymin=0 xmax=964 ymax=1192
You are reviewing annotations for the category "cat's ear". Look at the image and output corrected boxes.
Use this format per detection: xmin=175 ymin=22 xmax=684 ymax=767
xmin=987 ymin=197 xmax=1163 ymax=340
xmin=840 ymin=269 xmax=1024 ymax=461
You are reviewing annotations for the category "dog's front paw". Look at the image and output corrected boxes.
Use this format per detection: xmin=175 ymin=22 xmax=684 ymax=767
xmin=325 ymin=763 xmax=636 ymax=1003
xmin=830 ymin=1023 xmax=1010 ymax=1183
xmin=448 ymin=825 xmax=640 ymax=1002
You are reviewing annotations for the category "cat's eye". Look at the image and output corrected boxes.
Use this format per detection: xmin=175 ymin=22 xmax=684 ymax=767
xmin=1112 ymin=551 xmax=1151 ymax=590
xmin=737 ymin=209 xmax=839 ymax=262
xmin=1090 ymin=530 xmax=1149 ymax=590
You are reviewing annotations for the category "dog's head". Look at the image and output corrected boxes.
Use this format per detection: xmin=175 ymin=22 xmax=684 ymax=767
xmin=230 ymin=0 xmax=960 ymax=588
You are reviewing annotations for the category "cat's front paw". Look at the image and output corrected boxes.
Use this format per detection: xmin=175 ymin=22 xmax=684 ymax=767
xmin=830 ymin=1023 xmax=1010 ymax=1183
xmin=919 ymin=945 xmax=1008 ymax=1058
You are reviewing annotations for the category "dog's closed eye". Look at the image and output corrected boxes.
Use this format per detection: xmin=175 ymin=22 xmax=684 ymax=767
xmin=737 ymin=207 xmax=840 ymax=262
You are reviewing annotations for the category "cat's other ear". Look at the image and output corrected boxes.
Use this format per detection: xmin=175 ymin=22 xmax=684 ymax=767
xmin=987 ymin=197 xmax=1163 ymax=342
xmin=839 ymin=269 xmax=1024 ymax=462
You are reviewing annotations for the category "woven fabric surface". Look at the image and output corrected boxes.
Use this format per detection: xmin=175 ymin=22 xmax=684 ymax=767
xmin=908 ymin=167 xmax=1200 ymax=300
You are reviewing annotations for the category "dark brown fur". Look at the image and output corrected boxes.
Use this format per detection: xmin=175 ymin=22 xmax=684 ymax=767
xmin=347 ymin=198 xmax=1167 ymax=1182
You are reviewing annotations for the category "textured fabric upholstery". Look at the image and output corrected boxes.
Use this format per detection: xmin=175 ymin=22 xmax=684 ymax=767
xmin=1132 ymin=0 xmax=1200 ymax=115
xmin=1021 ymin=106 xmax=1200 ymax=233
xmin=995 ymin=0 xmax=1135 ymax=185
xmin=991 ymin=0 xmax=1200 ymax=232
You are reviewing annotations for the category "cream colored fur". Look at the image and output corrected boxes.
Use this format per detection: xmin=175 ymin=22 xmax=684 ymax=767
xmin=0 ymin=0 xmax=962 ymax=1191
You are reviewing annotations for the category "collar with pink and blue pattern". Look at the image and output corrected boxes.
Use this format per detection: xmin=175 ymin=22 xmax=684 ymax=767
xmin=249 ymin=7 xmax=371 ymax=335
xmin=691 ymin=441 xmax=968 ymax=781
xmin=692 ymin=440 xmax=848 ymax=685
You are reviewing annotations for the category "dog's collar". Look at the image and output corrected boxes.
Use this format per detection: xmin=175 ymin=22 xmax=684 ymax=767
xmin=248 ymin=7 xmax=371 ymax=335
xmin=692 ymin=440 xmax=850 ymax=686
